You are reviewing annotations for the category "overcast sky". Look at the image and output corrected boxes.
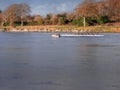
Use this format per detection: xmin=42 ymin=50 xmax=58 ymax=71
xmin=0 ymin=0 xmax=82 ymax=16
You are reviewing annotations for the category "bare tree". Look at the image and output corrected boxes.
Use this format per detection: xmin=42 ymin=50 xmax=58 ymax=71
xmin=3 ymin=4 xmax=19 ymax=26
xmin=66 ymin=13 xmax=75 ymax=22
xmin=33 ymin=15 xmax=43 ymax=25
xmin=51 ymin=14 xmax=58 ymax=25
xmin=44 ymin=14 xmax=52 ymax=25
xmin=74 ymin=0 xmax=115 ymax=26
xmin=18 ymin=3 xmax=31 ymax=26
xmin=107 ymin=0 xmax=120 ymax=21
xmin=74 ymin=0 xmax=97 ymax=27
xmin=26 ymin=15 xmax=34 ymax=24
xmin=2 ymin=3 xmax=31 ymax=27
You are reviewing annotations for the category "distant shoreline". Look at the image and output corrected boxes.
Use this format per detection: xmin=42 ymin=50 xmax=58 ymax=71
xmin=0 ymin=25 xmax=120 ymax=33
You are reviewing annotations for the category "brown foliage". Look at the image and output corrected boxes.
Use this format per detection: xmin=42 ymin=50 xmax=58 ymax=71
xmin=107 ymin=0 xmax=120 ymax=21
xmin=2 ymin=3 xmax=30 ymax=26
xmin=3 ymin=4 xmax=19 ymax=26
xmin=51 ymin=14 xmax=59 ymax=25
xmin=75 ymin=0 xmax=98 ymax=18
xmin=74 ymin=0 xmax=120 ymax=21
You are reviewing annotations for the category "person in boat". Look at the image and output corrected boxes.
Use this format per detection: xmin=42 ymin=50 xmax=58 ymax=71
xmin=52 ymin=33 xmax=60 ymax=38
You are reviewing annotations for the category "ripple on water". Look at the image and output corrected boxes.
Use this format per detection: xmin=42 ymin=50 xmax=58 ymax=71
xmin=81 ymin=44 xmax=115 ymax=47
xmin=29 ymin=81 xmax=62 ymax=86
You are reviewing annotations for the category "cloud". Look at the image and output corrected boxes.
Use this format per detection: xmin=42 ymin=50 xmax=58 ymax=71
xmin=31 ymin=2 xmax=78 ymax=16
xmin=30 ymin=4 xmax=55 ymax=15
xmin=0 ymin=0 xmax=80 ymax=15
xmin=55 ymin=2 xmax=77 ymax=13
xmin=31 ymin=4 xmax=49 ymax=15
xmin=55 ymin=3 xmax=68 ymax=12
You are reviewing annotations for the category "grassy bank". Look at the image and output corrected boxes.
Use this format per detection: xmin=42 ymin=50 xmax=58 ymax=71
xmin=0 ymin=25 xmax=120 ymax=33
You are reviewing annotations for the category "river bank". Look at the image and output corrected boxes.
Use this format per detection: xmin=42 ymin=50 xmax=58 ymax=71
xmin=0 ymin=25 xmax=120 ymax=33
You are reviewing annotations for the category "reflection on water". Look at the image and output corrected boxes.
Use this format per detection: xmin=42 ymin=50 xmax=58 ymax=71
xmin=0 ymin=32 xmax=120 ymax=90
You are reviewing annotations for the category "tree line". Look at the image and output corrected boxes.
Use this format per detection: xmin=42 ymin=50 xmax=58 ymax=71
xmin=0 ymin=0 xmax=120 ymax=27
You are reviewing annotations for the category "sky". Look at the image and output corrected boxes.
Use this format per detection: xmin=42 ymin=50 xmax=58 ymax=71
xmin=0 ymin=0 xmax=82 ymax=16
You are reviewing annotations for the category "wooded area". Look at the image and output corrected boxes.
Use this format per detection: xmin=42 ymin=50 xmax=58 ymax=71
xmin=0 ymin=0 xmax=120 ymax=27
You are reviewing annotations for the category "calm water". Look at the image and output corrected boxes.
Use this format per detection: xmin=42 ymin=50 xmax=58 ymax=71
xmin=0 ymin=32 xmax=120 ymax=90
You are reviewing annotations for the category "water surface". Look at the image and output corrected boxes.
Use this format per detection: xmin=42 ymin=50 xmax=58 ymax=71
xmin=0 ymin=32 xmax=120 ymax=90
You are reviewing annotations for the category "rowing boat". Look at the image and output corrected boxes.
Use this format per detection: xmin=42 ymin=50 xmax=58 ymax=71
xmin=61 ymin=34 xmax=104 ymax=37
xmin=51 ymin=33 xmax=104 ymax=38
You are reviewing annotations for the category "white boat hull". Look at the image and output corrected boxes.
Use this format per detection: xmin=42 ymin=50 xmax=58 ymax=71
xmin=60 ymin=34 xmax=104 ymax=37
xmin=51 ymin=34 xmax=60 ymax=38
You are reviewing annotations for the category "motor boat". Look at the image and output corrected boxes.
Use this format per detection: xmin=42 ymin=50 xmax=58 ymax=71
xmin=51 ymin=34 xmax=60 ymax=38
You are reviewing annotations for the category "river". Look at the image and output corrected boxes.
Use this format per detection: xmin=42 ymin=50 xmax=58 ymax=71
xmin=0 ymin=32 xmax=120 ymax=90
